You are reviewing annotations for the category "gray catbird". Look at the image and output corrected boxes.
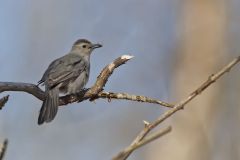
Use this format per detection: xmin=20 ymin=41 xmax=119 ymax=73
xmin=38 ymin=39 xmax=102 ymax=125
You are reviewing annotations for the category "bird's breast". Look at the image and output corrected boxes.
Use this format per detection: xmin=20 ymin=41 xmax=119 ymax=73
xmin=67 ymin=71 xmax=89 ymax=94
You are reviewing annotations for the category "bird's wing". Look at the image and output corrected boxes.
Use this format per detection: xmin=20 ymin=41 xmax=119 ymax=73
xmin=39 ymin=54 xmax=87 ymax=88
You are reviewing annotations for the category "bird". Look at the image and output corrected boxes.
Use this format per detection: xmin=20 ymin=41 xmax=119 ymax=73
xmin=37 ymin=39 xmax=102 ymax=125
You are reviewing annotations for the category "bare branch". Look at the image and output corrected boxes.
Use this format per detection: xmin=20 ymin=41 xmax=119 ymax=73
xmin=0 ymin=139 xmax=8 ymax=160
xmin=112 ymin=126 xmax=172 ymax=160
xmin=98 ymin=91 xmax=173 ymax=108
xmin=0 ymin=82 xmax=44 ymax=100
xmin=0 ymin=96 xmax=9 ymax=110
xmin=113 ymin=56 xmax=240 ymax=160
xmin=0 ymin=55 xmax=172 ymax=108
xmin=87 ymin=55 xmax=135 ymax=100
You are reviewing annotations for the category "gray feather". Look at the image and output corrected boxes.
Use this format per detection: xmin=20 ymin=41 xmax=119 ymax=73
xmin=39 ymin=54 xmax=88 ymax=89
xmin=38 ymin=88 xmax=59 ymax=124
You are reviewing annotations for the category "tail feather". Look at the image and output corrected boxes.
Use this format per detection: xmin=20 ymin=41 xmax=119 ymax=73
xmin=38 ymin=88 xmax=59 ymax=125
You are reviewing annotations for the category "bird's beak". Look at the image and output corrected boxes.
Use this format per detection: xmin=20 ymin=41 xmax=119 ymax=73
xmin=91 ymin=43 xmax=102 ymax=49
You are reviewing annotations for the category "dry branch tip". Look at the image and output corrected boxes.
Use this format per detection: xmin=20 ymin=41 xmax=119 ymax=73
xmin=0 ymin=95 xmax=9 ymax=110
xmin=143 ymin=120 xmax=150 ymax=127
xmin=121 ymin=55 xmax=134 ymax=60
xmin=0 ymin=139 xmax=8 ymax=160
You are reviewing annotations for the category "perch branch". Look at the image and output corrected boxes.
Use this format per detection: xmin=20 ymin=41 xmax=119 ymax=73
xmin=0 ymin=55 xmax=173 ymax=108
xmin=0 ymin=139 xmax=8 ymax=160
xmin=113 ymin=56 xmax=240 ymax=160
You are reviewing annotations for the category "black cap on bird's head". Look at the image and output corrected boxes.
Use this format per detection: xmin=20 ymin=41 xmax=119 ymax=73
xmin=73 ymin=39 xmax=91 ymax=46
xmin=73 ymin=39 xmax=102 ymax=49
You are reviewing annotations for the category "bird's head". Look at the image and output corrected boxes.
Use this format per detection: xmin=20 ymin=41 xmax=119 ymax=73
xmin=71 ymin=39 xmax=102 ymax=56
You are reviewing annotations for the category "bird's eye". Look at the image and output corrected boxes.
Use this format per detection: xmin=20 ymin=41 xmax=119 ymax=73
xmin=82 ymin=45 xmax=87 ymax=48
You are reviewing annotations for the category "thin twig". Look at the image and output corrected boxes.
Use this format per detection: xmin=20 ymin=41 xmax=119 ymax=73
xmin=0 ymin=139 xmax=8 ymax=160
xmin=99 ymin=91 xmax=173 ymax=108
xmin=112 ymin=126 xmax=171 ymax=160
xmin=0 ymin=96 xmax=9 ymax=110
xmin=113 ymin=56 xmax=240 ymax=160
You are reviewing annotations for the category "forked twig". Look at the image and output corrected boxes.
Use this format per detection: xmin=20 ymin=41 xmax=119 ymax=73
xmin=112 ymin=56 xmax=240 ymax=160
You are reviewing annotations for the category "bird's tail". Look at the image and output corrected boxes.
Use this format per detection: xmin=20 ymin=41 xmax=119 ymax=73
xmin=38 ymin=88 xmax=59 ymax=125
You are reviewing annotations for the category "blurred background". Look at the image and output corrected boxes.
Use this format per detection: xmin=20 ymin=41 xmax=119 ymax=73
xmin=0 ymin=0 xmax=240 ymax=159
